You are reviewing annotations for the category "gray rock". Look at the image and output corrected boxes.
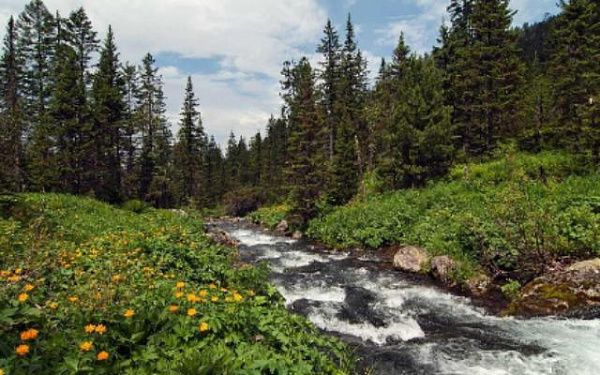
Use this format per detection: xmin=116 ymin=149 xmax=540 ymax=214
xmin=466 ymin=273 xmax=492 ymax=297
xmin=431 ymin=255 xmax=456 ymax=284
xmin=292 ymin=230 xmax=303 ymax=240
xmin=275 ymin=220 xmax=289 ymax=233
xmin=393 ymin=246 xmax=429 ymax=273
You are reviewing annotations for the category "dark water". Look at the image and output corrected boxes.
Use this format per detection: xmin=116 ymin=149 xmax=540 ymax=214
xmin=215 ymin=221 xmax=600 ymax=375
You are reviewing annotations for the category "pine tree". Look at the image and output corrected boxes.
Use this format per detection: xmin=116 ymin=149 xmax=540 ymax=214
xmin=316 ymin=19 xmax=342 ymax=161
xmin=0 ymin=16 xmax=24 ymax=192
xmin=91 ymin=26 xmax=125 ymax=202
xmin=283 ymin=58 xmax=326 ymax=224
xmin=550 ymin=0 xmax=600 ymax=161
xmin=205 ymin=135 xmax=225 ymax=206
xmin=249 ymin=132 xmax=263 ymax=186
xmin=66 ymin=7 xmax=99 ymax=87
xmin=173 ymin=76 xmax=206 ymax=207
xmin=121 ymin=62 xmax=140 ymax=198
xmin=18 ymin=0 xmax=56 ymax=191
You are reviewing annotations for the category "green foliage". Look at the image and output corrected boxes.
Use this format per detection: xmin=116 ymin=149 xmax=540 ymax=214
xmin=121 ymin=199 xmax=150 ymax=214
xmin=249 ymin=204 xmax=291 ymax=230
xmin=308 ymin=152 xmax=600 ymax=283
xmin=501 ymin=280 xmax=522 ymax=300
xmin=0 ymin=194 xmax=351 ymax=374
xmin=222 ymin=187 xmax=267 ymax=217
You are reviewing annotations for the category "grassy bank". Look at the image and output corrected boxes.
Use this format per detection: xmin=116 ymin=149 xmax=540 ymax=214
xmin=307 ymin=152 xmax=600 ymax=285
xmin=0 ymin=194 xmax=350 ymax=374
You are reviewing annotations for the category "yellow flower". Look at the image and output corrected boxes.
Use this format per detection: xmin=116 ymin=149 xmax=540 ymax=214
xmin=176 ymin=281 xmax=186 ymax=289
xmin=23 ymin=284 xmax=35 ymax=292
xmin=85 ymin=324 xmax=96 ymax=334
xmin=247 ymin=290 xmax=256 ymax=297
xmin=79 ymin=341 xmax=94 ymax=352
xmin=186 ymin=308 xmax=197 ymax=317
xmin=16 ymin=344 xmax=30 ymax=356
xmin=97 ymin=351 xmax=110 ymax=361
xmin=15 ymin=268 xmax=22 ymax=275
xmin=187 ymin=293 xmax=200 ymax=303
xmin=48 ymin=301 xmax=59 ymax=310
xmin=175 ymin=291 xmax=184 ymax=299
xmin=211 ymin=296 xmax=219 ymax=302
xmin=17 ymin=293 xmax=29 ymax=303
xmin=123 ymin=309 xmax=135 ymax=318
xmin=233 ymin=293 xmax=244 ymax=302
xmin=68 ymin=296 xmax=79 ymax=303
xmin=198 ymin=290 xmax=208 ymax=297
xmin=168 ymin=305 xmax=179 ymax=313
xmin=198 ymin=322 xmax=209 ymax=333
xmin=7 ymin=275 xmax=21 ymax=282
xmin=20 ymin=328 xmax=39 ymax=341
xmin=0 ymin=367 xmax=5 ymax=375
xmin=221 ymin=288 xmax=228 ymax=293
xmin=95 ymin=324 xmax=107 ymax=335
xmin=209 ymin=283 xmax=217 ymax=289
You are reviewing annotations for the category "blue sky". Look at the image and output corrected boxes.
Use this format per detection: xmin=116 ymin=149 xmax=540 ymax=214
xmin=0 ymin=0 xmax=560 ymax=144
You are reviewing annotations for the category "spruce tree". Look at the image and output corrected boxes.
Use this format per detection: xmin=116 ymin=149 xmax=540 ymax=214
xmin=173 ymin=76 xmax=206 ymax=207
xmin=121 ymin=62 xmax=140 ymax=198
xmin=0 ymin=16 xmax=24 ymax=192
xmin=205 ymin=135 xmax=225 ymax=206
xmin=91 ymin=26 xmax=125 ymax=202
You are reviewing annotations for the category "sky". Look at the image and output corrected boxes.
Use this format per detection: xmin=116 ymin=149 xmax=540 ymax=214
xmin=0 ymin=0 xmax=560 ymax=145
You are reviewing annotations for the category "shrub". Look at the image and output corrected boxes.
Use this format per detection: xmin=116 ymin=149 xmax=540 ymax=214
xmin=249 ymin=204 xmax=290 ymax=229
xmin=121 ymin=199 xmax=151 ymax=214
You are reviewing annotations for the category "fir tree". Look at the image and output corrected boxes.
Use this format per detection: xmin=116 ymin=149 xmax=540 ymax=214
xmin=121 ymin=62 xmax=140 ymax=198
xmin=91 ymin=26 xmax=125 ymax=202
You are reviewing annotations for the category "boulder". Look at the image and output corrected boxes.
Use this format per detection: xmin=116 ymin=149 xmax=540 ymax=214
xmin=506 ymin=258 xmax=600 ymax=317
xmin=430 ymin=255 xmax=456 ymax=284
xmin=275 ymin=220 xmax=289 ymax=233
xmin=292 ymin=231 xmax=303 ymax=240
xmin=206 ymin=229 xmax=240 ymax=248
xmin=393 ymin=246 xmax=429 ymax=273
xmin=466 ymin=273 xmax=492 ymax=297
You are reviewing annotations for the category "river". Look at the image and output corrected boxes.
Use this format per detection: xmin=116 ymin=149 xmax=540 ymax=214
xmin=214 ymin=221 xmax=600 ymax=375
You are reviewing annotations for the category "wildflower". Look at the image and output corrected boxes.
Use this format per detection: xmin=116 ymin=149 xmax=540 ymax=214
xmin=175 ymin=291 xmax=184 ymax=299
xmin=221 ymin=288 xmax=228 ymax=293
xmin=23 ymin=283 xmax=35 ymax=292
xmin=187 ymin=308 xmax=197 ymax=317
xmin=95 ymin=324 xmax=107 ymax=335
xmin=198 ymin=290 xmax=208 ymax=297
xmin=20 ymin=328 xmax=39 ymax=341
xmin=168 ymin=305 xmax=179 ymax=313
xmin=16 ymin=344 xmax=29 ymax=356
xmin=68 ymin=296 xmax=79 ymax=303
xmin=209 ymin=283 xmax=217 ymax=289
xmin=0 ymin=367 xmax=5 ymax=375
xmin=233 ymin=293 xmax=244 ymax=302
xmin=176 ymin=281 xmax=186 ymax=289
xmin=247 ymin=290 xmax=256 ymax=297
xmin=79 ymin=341 xmax=94 ymax=352
xmin=111 ymin=274 xmax=123 ymax=283
xmin=8 ymin=275 xmax=21 ymax=282
xmin=198 ymin=322 xmax=209 ymax=333
xmin=48 ymin=301 xmax=59 ymax=310
xmin=97 ymin=351 xmax=109 ymax=361
xmin=187 ymin=293 xmax=199 ymax=303
xmin=85 ymin=324 xmax=96 ymax=334
xmin=211 ymin=296 xmax=219 ymax=302
xmin=123 ymin=309 xmax=135 ymax=318
xmin=17 ymin=293 xmax=29 ymax=303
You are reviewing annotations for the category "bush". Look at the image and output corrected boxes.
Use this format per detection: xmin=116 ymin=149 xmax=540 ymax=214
xmin=0 ymin=194 xmax=351 ymax=374
xmin=308 ymin=152 xmax=600 ymax=284
xmin=248 ymin=204 xmax=290 ymax=229
xmin=222 ymin=188 xmax=267 ymax=217
xmin=121 ymin=199 xmax=151 ymax=214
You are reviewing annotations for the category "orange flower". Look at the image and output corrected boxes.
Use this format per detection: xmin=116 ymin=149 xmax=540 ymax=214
xmin=198 ymin=322 xmax=209 ymax=333
xmin=187 ymin=293 xmax=200 ymax=303
xmin=85 ymin=324 xmax=96 ymax=334
xmin=186 ymin=308 xmax=197 ymax=317
xmin=168 ymin=305 xmax=179 ymax=313
xmin=17 ymin=293 xmax=29 ymax=303
xmin=175 ymin=291 xmax=184 ymax=299
xmin=68 ymin=296 xmax=79 ymax=303
xmin=16 ymin=344 xmax=30 ymax=356
xmin=95 ymin=324 xmax=107 ymax=335
xmin=20 ymin=328 xmax=39 ymax=341
xmin=80 ymin=341 xmax=93 ymax=352
xmin=97 ymin=351 xmax=109 ymax=361
xmin=23 ymin=283 xmax=35 ymax=292
xmin=176 ymin=281 xmax=186 ymax=289
xmin=123 ymin=309 xmax=135 ymax=319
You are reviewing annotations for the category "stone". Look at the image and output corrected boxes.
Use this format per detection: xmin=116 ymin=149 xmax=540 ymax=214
xmin=393 ymin=246 xmax=429 ymax=273
xmin=206 ymin=229 xmax=240 ymax=248
xmin=292 ymin=231 xmax=303 ymax=240
xmin=466 ymin=273 xmax=492 ymax=297
xmin=275 ymin=220 xmax=289 ymax=233
xmin=506 ymin=258 xmax=600 ymax=317
xmin=430 ymin=255 xmax=456 ymax=284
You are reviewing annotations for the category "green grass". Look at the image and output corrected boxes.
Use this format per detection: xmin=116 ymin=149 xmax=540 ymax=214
xmin=308 ymin=151 xmax=600 ymax=283
xmin=0 ymin=194 xmax=351 ymax=374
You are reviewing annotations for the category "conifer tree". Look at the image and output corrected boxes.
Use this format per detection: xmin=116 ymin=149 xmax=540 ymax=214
xmin=0 ymin=16 xmax=24 ymax=191
xmin=205 ymin=135 xmax=225 ymax=206
xmin=283 ymin=58 xmax=326 ymax=224
xmin=91 ymin=26 xmax=125 ymax=202
xmin=173 ymin=76 xmax=206 ymax=207
xmin=121 ymin=62 xmax=140 ymax=198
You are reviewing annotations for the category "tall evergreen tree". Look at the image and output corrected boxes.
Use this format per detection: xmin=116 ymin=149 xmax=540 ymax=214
xmin=205 ymin=135 xmax=225 ymax=206
xmin=91 ymin=26 xmax=125 ymax=202
xmin=173 ymin=76 xmax=206 ymax=207
xmin=0 ymin=16 xmax=24 ymax=191
xmin=121 ymin=62 xmax=140 ymax=198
